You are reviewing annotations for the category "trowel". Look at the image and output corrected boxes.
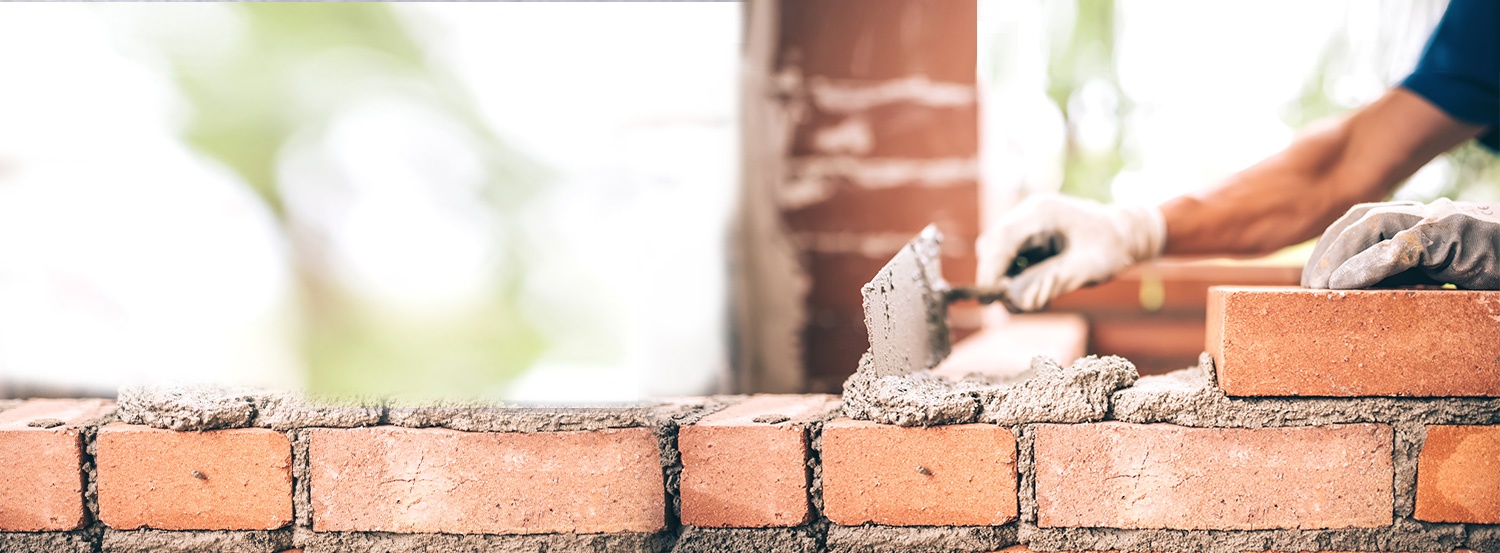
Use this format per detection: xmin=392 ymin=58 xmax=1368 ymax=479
xmin=859 ymin=224 xmax=1043 ymax=377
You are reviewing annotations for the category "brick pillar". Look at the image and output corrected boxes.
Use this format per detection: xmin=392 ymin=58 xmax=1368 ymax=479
xmin=735 ymin=0 xmax=979 ymax=393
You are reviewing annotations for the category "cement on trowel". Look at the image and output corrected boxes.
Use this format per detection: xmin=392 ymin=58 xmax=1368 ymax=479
xmin=860 ymin=224 xmax=950 ymax=378
xmin=846 ymin=223 xmax=1137 ymax=426
xmin=842 ymin=353 xmax=1138 ymax=427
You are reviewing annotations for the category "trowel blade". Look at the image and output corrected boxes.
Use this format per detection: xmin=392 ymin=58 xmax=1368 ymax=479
xmin=860 ymin=225 xmax=951 ymax=377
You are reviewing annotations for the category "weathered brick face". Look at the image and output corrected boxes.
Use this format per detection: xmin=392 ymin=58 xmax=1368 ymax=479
xmin=821 ymin=419 xmax=1018 ymax=526
xmin=0 ymin=399 xmax=113 ymax=532
xmin=679 ymin=395 xmax=839 ymax=528
xmin=96 ymin=424 xmax=293 ymax=530
xmin=1208 ymin=286 xmax=1500 ymax=396
xmin=308 ymin=425 xmax=666 ymax=534
xmin=1033 ymin=422 xmax=1394 ymax=530
xmin=1416 ymin=425 xmax=1500 ymax=523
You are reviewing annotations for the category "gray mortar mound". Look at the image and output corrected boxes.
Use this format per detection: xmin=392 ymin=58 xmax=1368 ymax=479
xmin=0 ymin=530 xmax=96 ymax=553
xmin=119 ymin=385 xmax=725 ymax=432
xmin=1019 ymin=519 xmax=1466 ymax=553
xmin=840 ymin=354 xmax=981 ymax=426
xmin=102 ymin=529 xmax=293 ymax=553
xmin=1112 ymin=354 xmax=1500 ymax=427
xmin=383 ymin=396 xmax=724 ymax=433
xmin=672 ymin=527 xmax=820 ymax=553
xmin=385 ymin=401 xmax=659 ymax=432
xmin=117 ymin=385 xmax=259 ymax=430
xmin=117 ymin=385 xmax=382 ymax=431
xmin=255 ymin=391 xmax=382 ymax=431
xmin=295 ymin=529 xmax=673 ymax=553
xmin=842 ymin=354 xmax=1138 ymax=427
xmin=824 ymin=524 xmax=1016 ymax=553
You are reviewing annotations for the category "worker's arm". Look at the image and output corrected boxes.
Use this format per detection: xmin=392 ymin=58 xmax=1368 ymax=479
xmin=976 ymin=89 xmax=1487 ymax=311
xmin=1159 ymin=88 xmax=1485 ymax=256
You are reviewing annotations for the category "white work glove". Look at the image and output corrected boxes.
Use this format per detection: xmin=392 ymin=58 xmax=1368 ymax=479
xmin=976 ymin=194 xmax=1167 ymax=312
xmin=1302 ymin=199 xmax=1500 ymax=289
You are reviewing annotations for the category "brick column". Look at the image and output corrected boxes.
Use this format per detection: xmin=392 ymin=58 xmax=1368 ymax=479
xmin=736 ymin=0 xmax=979 ymax=393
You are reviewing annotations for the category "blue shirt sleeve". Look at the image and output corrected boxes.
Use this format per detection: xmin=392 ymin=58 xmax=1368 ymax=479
xmin=1400 ymin=0 xmax=1499 ymax=152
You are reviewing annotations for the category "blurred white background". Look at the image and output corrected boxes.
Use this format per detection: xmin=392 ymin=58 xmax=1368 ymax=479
xmin=0 ymin=3 xmax=738 ymax=400
xmin=0 ymin=1 xmax=1490 ymax=400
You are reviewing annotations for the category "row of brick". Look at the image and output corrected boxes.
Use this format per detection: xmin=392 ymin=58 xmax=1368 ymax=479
xmin=3 ymin=396 xmax=1498 ymax=536
xmin=1208 ymin=287 xmax=1500 ymax=397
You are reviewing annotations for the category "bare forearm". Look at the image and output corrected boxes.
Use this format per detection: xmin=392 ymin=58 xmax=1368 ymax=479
xmin=1160 ymin=89 xmax=1484 ymax=256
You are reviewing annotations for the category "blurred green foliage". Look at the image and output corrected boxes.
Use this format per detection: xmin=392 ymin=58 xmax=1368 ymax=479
xmin=1045 ymin=0 xmax=1124 ymax=203
xmin=143 ymin=4 xmax=551 ymax=398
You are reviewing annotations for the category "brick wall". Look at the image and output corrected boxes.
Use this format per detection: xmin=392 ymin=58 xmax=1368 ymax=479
xmin=2 ymin=287 xmax=1498 ymax=552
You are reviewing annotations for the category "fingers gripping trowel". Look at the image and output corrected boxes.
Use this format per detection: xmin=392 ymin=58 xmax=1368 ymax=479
xmin=859 ymin=225 xmax=1016 ymax=377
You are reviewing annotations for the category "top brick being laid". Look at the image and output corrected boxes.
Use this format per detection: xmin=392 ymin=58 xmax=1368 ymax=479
xmin=1208 ymin=286 xmax=1500 ymax=397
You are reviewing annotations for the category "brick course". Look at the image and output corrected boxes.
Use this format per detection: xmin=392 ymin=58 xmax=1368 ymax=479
xmin=821 ymin=419 xmax=1018 ymax=526
xmin=1416 ymin=425 xmax=1500 ymax=523
xmin=679 ymin=394 xmax=839 ymax=528
xmin=1208 ymin=286 xmax=1500 ymax=397
xmin=1034 ymin=422 xmax=1394 ymax=530
xmin=307 ymin=425 xmax=665 ymax=534
xmin=96 ymin=423 xmax=293 ymax=530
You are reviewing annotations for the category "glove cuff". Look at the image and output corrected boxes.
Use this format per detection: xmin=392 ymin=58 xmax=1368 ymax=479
xmin=1118 ymin=204 xmax=1167 ymax=263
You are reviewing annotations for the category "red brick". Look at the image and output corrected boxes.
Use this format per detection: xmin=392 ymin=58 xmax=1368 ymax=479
xmin=790 ymin=104 xmax=979 ymax=159
xmin=1208 ymin=286 xmax=1500 ymax=397
xmin=1034 ymin=422 xmax=1393 ymax=530
xmin=96 ymin=423 xmax=292 ymax=530
xmin=783 ymin=183 xmax=980 ymax=236
xmin=308 ymin=426 xmax=665 ymax=534
xmin=821 ymin=419 xmax=1017 ymax=526
xmin=679 ymin=394 xmax=840 ymax=528
xmin=0 ymin=399 xmax=113 ymax=531
xmin=777 ymin=0 xmax=976 ymax=82
xmin=1415 ymin=425 xmax=1500 ymax=523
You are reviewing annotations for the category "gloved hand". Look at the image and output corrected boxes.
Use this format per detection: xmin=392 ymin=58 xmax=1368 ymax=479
xmin=976 ymin=194 xmax=1166 ymax=311
xmin=1302 ymin=199 xmax=1500 ymax=289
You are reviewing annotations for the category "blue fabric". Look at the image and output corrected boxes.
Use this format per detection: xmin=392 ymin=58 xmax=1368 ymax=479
xmin=1400 ymin=0 xmax=1499 ymax=151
